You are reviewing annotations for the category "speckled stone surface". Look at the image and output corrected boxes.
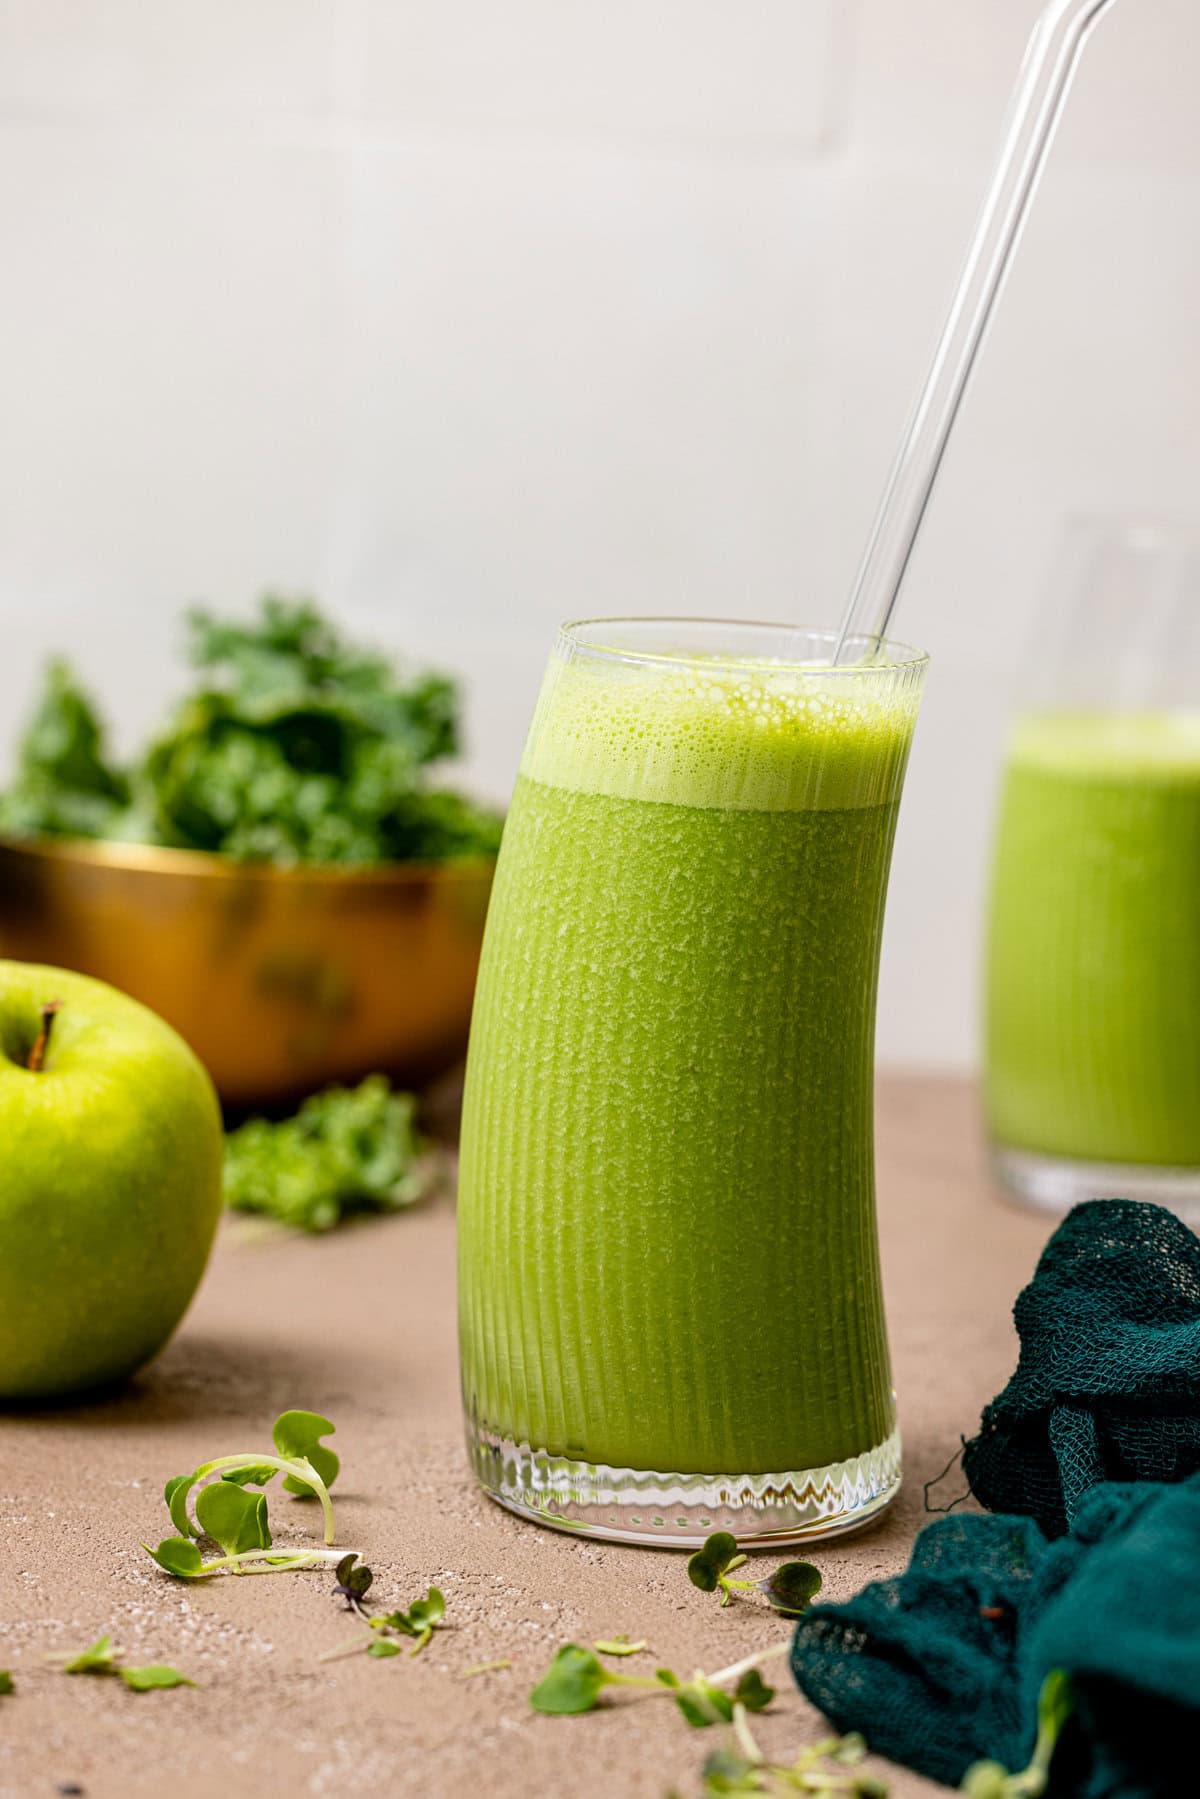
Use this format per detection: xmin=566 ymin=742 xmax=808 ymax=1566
xmin=1 ymin=1076 xmax=1051 ymax=1799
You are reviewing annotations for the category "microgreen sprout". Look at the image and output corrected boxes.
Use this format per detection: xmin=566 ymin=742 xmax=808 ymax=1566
xmin=688 ymin=1534 xmax=750 ymax=1607
xmin=143 ymin=1536 xmax=350 ymax=1581
xmin=374 ymin=1587 xmax=446 ymax=1655
xmin=529 ymin=1640 xmax=790 ymax=1729
xmin=529 ymin=1645 xmax=647 ymax=1716
xmin=462 ymin=1660 xmax=513 ymax=1679
xmin=60 ymin=1635 xmax=119 ymax=1675
xmin=118 ymin=1666 xmax=196 ymax=1692
xmin=960 ymin=1671 xmax=1073 ymax=1799
xmin=698 ymin=1710 xmax=886 ymax=1795
xmin=760 ymin=1562 xmax=824 ymax=1617
xmin=45 ymin=1636 xmax=194 ymax=1693
xmin=593 ymin=1637 xmax=648 ymax=1657
xmin=687 ymin=1535 xmax=823 ymax=1617
xmin=165 ymin=1410 xmax=339 ymax=1538
xmin=334 ymin=1551 xmax=374 ymax=1617
xmin=145 ymin=1410 xmax=348 ymax=1580
xmin=319 ymin=1557 xmax=449 ymax=1662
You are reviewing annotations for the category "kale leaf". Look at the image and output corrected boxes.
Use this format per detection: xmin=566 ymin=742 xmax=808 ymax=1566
xmin=0 ymin=660 xmax=130 ymax=840
xmin=0 ymin=598 xmax=502 ymax=866
xmin=223 ymin=1074 xmax=438 ymax=1232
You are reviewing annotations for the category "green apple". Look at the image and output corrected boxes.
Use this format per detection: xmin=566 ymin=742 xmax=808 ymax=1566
xmin=0 ymin=960 xmax=223 ymax=1400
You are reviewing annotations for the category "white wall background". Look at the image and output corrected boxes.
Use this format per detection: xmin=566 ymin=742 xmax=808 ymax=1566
xmin=1 ymin=0 xmax=1197 ymax=1068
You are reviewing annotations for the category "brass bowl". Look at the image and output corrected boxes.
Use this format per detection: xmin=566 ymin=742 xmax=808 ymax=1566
xmin=0 ymin=835 xmax=494 ymax=1111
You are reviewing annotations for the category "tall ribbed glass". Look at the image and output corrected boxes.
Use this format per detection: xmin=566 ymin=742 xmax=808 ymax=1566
xmin=458 ymin=620 xmax=927 ymax=1544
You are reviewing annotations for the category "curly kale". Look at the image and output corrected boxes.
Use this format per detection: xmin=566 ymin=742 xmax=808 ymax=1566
xmin=0 ymin=598 xmax=502 ymax=866
xmin=223 ymin=1075 xmax=438 ymax=1233
xmin=0 ymin=660 xmax=131 ymax=841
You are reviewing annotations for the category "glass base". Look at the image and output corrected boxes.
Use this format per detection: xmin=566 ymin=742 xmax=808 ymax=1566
xmin=465 ymin=1417 xmax=902 ymax=1548
xmin=992 ymin=1142 xmax=1200 ymax=1224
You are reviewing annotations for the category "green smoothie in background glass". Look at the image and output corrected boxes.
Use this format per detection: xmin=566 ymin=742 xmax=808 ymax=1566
xmin=983 ymin=513 xmax=1200 ymax=1217
xmin=986 ymin=711 xmax=1200 ymax=1174
xmin=457 ymin=620 xmax=927 ymax=1544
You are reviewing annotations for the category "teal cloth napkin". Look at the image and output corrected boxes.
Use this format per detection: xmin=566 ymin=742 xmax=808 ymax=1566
xmin=789 ymin=1200 xmax=1200 ymax=1796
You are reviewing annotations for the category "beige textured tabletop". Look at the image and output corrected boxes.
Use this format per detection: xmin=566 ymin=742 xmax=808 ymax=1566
xmin=2 ymin=1076 xmax=1052 ymax=1799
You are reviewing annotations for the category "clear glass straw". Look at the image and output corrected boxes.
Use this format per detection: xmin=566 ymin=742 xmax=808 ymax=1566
xmin=833 ymin=0 xmax=1121 ymax=661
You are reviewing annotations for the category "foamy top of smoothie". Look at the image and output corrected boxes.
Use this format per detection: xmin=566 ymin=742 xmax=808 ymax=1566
xmin=1011 ymin=712 xmax=1200 ymax=783
xmin=522 ymin=645 xmax=923 ymax=812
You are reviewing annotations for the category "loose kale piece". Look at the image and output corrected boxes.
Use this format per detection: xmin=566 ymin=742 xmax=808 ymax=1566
xmin=223 ymin=1075 xmax=438 ymax=1233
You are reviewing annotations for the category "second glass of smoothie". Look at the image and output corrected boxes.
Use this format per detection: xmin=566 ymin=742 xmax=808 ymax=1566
xmin=457 ymin=619 xmax=927 ymax=1543
xmin=985 ymin=518 xmax=1200 ymax=1218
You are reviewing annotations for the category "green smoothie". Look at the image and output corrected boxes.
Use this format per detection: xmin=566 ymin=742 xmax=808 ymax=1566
xmin=986 ymin=712 xmax=1200 ymax=1167
xmin=458 ymin=633 xmax=923 ymax=1487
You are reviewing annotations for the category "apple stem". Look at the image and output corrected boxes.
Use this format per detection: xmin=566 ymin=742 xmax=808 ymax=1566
xmin=26 ymin=999 xmax=62 ymax=1073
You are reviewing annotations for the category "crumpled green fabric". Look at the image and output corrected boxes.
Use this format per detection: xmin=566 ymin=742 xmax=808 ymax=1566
xmin=962 ymin=1199 xmax=1200 ymax=1536
xmin=791 ymin=1472 xmax=1200 ymax=1795
xmin=789 ymin=1200 xmax=1200 ymax=1795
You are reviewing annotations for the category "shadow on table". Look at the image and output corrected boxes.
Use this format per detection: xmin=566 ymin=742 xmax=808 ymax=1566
xmin=2 ymin=1326 xmax=383 ymax=1432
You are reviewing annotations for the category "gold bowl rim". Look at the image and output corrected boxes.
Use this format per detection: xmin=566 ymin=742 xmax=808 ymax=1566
xmin=0 ymin=832 xmax=498 ymax=888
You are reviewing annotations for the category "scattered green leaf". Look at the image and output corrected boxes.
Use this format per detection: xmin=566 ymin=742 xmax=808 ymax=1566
xmin=48 ymin=1637 xmax=195 ymax=1696
xmin=164 ymin=1473 xmax=197 ymax=1538
xmin=320 ymin=1566 xmax=449 ymax=1663
xmin=687 ymin=1534 xmax=823 ymax=1616
xmin=62 ymin=1635 xmax=119 ymax=1676
xmin=194 ymin=1481 xmax=272 ymax=1559
xmin=732 ymin=1671 xmax=774 ymax=1714
xmin=407 ymin=1588 xmax=445 ymax=1635
xmin=274 ymin=1409 xmax=339 ymax=1499
xmin=698 ymin=1712 xmax=886 ymax=1795
xmin=143 ymin=1538 xmax=207 ymax=1580
xmin=960 ymin=1764 xmax=1010 ymax=1799
xmin=224 ymin=1077 xmax=440 ymax=1234
xmin=688 ymin=1533 xmax=747 ymax=1604
xmin=119 ymin=1665 xmax=195 ymax=1692
xmin=372 ymin=1586 xmax=446 ymax=1655
xmin=961 ymin=1669 xmax=1073 ymax=1799
xmin=0 ymin=1671 xmax=14 ymax=1696
xmin=334 ymin=1553 xmax=373 ymax=1608
xmin=147 ymin=1409 xmax=343 ymax=1567
xmin=674 ymin=1681 xmax=736 ymax=1730
xmin=529 ymin=1641 xmax=786 ymax=1728
xmin=219 ymin=1463 xmax=281 ymax=1489
xmin=594 ymin=1637 xmax=648 ymax=1657
xmin=702 ymin=1746 xmax=757 ymax=1790
xmin=761 ymin=1561 xmax=823 ymax=1616
xmin=530 ymin=1645 xmax=613 ymax=1715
